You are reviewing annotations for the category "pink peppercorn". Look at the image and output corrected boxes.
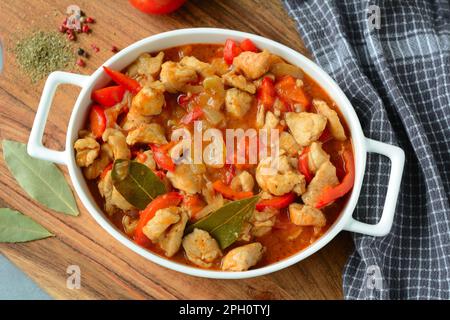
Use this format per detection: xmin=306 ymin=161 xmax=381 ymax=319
xmin=76 ymin=58 xmax=86 ymax=67
xmin=67 ymin=30 xmax=76 ymax=41
xmin=91 ymin=44 xmax=100 ymax=53
xmin=86 ymin=17 xmax=95 ymax=23
xmin=82 ymin=24 xmax=90 ymax=33
xmin=59 ymin=24 xmax=68 ymax=33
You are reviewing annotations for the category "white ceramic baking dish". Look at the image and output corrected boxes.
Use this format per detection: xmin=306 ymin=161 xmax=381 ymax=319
xmin=27 ymin=28 xmax=405 ymax=279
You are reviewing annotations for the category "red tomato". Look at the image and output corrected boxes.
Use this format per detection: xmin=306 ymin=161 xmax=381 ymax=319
xmin=129 ymin=0 xmax=186 ymax=14
xmin=89 ymin=105 xmax=106 ymax=139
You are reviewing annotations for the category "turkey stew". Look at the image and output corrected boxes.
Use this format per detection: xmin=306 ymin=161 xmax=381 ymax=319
xmin=74 ymin=39 xmax=354 ymax=271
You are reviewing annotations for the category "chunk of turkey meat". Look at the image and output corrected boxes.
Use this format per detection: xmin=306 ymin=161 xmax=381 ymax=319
xmin=279 ymin=132 xmax=301 ymax=156
xmin=126 ymin=123 xmax=167 ymax=145
xmin=131 ymin=85 xmax=165 ymax=116
xmin=230 ymin=170 xmax=255 ymax=192
xmin=166 ymin=164 xmax=206 ymax=194
xmin=264 ymin=111 xmax=279 ymax=129
xmin=160 ymin=61 xmax=198 ymax=93
xmin=83 ymin=144 xmax=113 ymax=180
xmin=127 ymin=52 xmax=164 ymax=78
xmin=180 ymin=56 xmax=215 ymax=78
xmin=142 ymin=207 xmax=189 ymax=257
xmin=250 ymin=207 xmax=278 ymax=237
xmin=158 ymin=210 xmax=189 ymax=257
xmin=182 ymin=228 xmax=222 ymax=268
xmin=142 ymin=207 xmax=181 ymax=242
xmin=210 ymin=57 xmax=230 ymax=76
xmin=302 ymin=161 xmax=339 ymax=207
xmin=307 ymin=142 xmax=330 ymax=174
xmin=313 ymin=99 xmax=346 ymax=141
xmin=222 ymin=72 xmax=256 ymax=94
xmin=120 ymin=107 xmax=153 ymax=131
xmin=225 ymin=88 xmax=253 ymax=118
xmin=102 ymin=128 xmax=130 ymax=160
xmin=98 ymin=170 xmax=135 ymax=215
xmin=221 ymin=242 xmax=265 ymax=271
xmin=256 ymin=154 xmax=306 ymax=196
xmin=74 ymin=137 xmax=100 ymax=167
xmin=233 ymin=50 xmax=272 ymax=80
xmin=289 ymin=203 xmax=326 ymax=227
xmin=285 ymin=112 xmax=327 ymax=147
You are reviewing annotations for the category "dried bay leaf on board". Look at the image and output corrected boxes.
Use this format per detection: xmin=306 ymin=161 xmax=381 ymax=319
xmin=0 ymin=208 xmax=53 ymax=242
xmin=2 ymin=140 xmax=79 ymax=216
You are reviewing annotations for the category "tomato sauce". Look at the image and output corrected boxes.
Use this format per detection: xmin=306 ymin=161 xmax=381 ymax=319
xmin=86 ymin=43 xmax=353 ymax=270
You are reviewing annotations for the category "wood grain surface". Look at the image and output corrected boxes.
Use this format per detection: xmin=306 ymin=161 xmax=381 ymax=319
xmin=0 ymin=0 xmax=353 ymax=299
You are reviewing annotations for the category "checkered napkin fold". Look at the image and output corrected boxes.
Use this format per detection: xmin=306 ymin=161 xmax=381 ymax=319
xmin=283 ymin=0 xmax=450 ymax=299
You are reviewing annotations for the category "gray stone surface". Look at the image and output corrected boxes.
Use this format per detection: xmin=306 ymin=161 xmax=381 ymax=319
xmin=0 ymin=255 xmax=51 ymax=300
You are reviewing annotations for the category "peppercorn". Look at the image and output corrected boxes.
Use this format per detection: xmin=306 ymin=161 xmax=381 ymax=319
xmin=91 ymin=44 xmax=100 ymax=53
xmin=76 ymin=58 xmax=85 ymax=67
xmin=59 ymin=24 xmax=68 ymax=33
xmin=86 ymin=17 xmax=95 ymax=23
xmin=67 ymin=30 xmax=76 ymax=41
xmin=82 ymin=25 xmax=90 ymax=33
xmin=77 ymin=48 xmax=85 ymax=56
xmin=111 ymin=46 xmax=119 ymax=53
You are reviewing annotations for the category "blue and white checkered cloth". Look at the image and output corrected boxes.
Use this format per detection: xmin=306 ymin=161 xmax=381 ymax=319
xmin=283 ymin=0 xmax=450 ymax=299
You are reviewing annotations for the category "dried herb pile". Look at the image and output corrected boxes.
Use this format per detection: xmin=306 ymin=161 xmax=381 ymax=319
xmin=14 ymin=31 xmax=75 ymax=82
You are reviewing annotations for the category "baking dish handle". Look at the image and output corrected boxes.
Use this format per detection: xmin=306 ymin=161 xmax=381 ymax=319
xmin=344 ymin=138 xmax=405 ymax=237
xmin=28 ymin=71 xmax=89 ymax=165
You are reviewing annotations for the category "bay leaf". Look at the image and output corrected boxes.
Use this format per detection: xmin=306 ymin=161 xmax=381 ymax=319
xmin=2 ymin=140 xmax=79 ymax=216
xmin=186 ymin=195 xmax=259 ymax=249
xmin=111 ymin=159 xmax=166 ymax=210
xmin=0 ymin=208 xmax=53 ymax=242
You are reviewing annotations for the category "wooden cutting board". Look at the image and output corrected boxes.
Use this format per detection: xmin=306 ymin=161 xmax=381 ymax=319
xmin=0 ymin=0 xmax=353 ymax=299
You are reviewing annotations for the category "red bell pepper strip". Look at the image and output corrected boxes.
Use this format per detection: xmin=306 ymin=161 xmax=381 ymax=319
xmin=258 ymin=76 xmax=276 ymax=109
xmin=223 ymin=39 xmax=242 ymax=65
xmin=256 ymin=192 xmax=295 ymax=211
xmin=103 ymin=66 xmax=142 ymax=94
xmin=298 ymin=147 xmax=313 ymax=184
xmin=240 ymin=38 xmax=259 ymax=52
xmin=150 ymin=144 xmax=176 ymax=172
xmin=275 ymin=75 xmax=310 ymax=109
xmin=315 ymin=149 xmax=355 ymax=209
xmin=212 ymin=180 xmax=253 ymax=201
xmin=91 ymin=85 xmax=126 ymax=107
xmin=181 ymin=106 xmax=203 ymax=124
xmin=133 ymin=192 xmax=183 ymax=246
xmin=89 ymin=105 xmax=107 ymax=139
